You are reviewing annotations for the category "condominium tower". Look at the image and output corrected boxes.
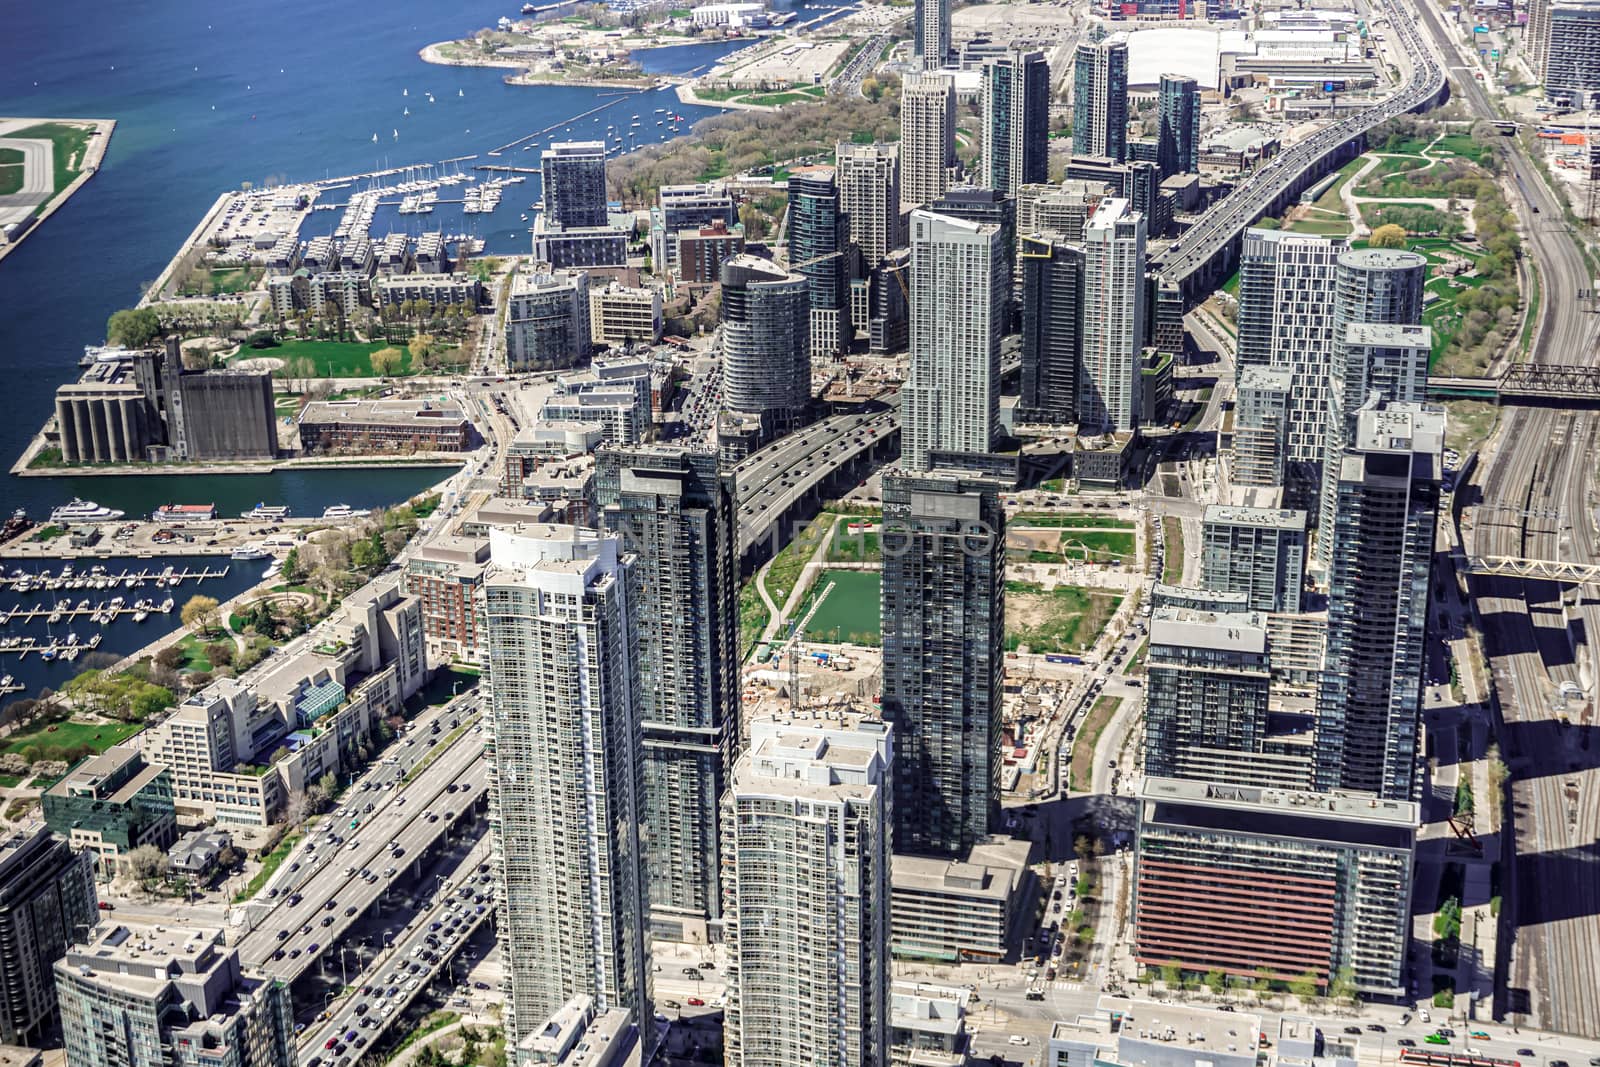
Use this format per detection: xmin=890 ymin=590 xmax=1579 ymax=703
xmin=903 ymin=209 xmax=1006 ymax=470
xmin=880 ymin=470 xmax=1005 ymax=855
xmin=1078 ymin=198 xmax=1147 ymax=433
xmin=1230 ymin=365 xmax=1292 ymax=488
xmin=594 ymin=447 xmax=740 ymax=939
xmin=541 ymin=141 xmax=610 ymax=228
xmin=1072 ymin=35 xmax=1129 ymax=162
xmin=901 ymin=73 xmax=958 ymax=210
xmin=980 ymin=48 xmax=1051 ymax=197
xmin=1019 ymin=233 xmax=1085 ymax=426
xmin=719 ymin=255 xmax=812 ymax=435
xmin=1156 ymin=74 xmax=1201 ymax=176
xmin=0 ymin=828 xmax=98 ymax=1046
xmin=1200 ymin=504 xmax=1307 ymax=613
xmin=836 ymin=141 xmax=905 ymax=265
xmin=787 ymin=166 xmax=853 ymax=360
xmin=914 ymin=0 xmax=951 ymax=70
xmin=1316 ymin=402 xmax=1444 ymax=802
xmin=482 ymin=524 xmax=651 ymax=1043
xmin=723 ymin=717 xmax=893 ymax=1067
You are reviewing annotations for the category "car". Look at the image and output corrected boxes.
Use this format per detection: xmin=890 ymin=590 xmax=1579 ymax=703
xmin=687 ymin=997 xmax=705 ymax=1006
xmin=301 ymin=923 xmax=313 ymax=935
xmin=272 ymin=949 xmax=286 ymax=960
xmin=1365 ymin=1025 xmax=1386 ymax=1034
xmin=1344 ymin=1027 xmax=1363 ymax=1036
xmin=277 ymin=929 xmax=291 ymax=941
xmin=325 ymin=899 xmax=337 ymax=910
xmin=392 ymin=847 xmax=405 ymax=858
xmin=1517 ymin=1051 xmax=1536 ymax=1058
xmin=321 ymin=916 xmax=335 ymax=927
xmin=288 ymin=948 xmax=302 ymax=959
xmin=288 ymin=894 xmax=303 ymax=906
xmin=1009 ymin=1036 xmax=1030 ymax=1047
xmin=1425 ymin=1036 xmax=1449 ymax=1046
xmin=1397 ymin=1040 xmax=1415 ymax=1048
xmin=345 ymin=906 xmax=357 ymax=917
xmin=474 ymin=981 xmax=491 ymax=991
xmin=325 ymin=1040 xmax=339 ymax=1051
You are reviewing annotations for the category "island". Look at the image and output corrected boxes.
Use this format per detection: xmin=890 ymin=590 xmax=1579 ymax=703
xmin=0 ymin=117 xmax=116 ymax=264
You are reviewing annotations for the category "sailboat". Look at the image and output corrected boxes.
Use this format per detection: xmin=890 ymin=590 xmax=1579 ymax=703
xmin=393 ymin=128 xmax=399 ymax=139
xmin=404 ymin=88 xmax=409 ymax=96
xmin=404 ymin=107 xmax=410 ymax=116
xmin=372 ymin=132 xmax=379 ymax=143
xmin=458 ymin=88 xmax=464 ymax=97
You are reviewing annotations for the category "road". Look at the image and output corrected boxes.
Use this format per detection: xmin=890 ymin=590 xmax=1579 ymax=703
xmin=1412 ymin=0 xmax=1600 ymax=1038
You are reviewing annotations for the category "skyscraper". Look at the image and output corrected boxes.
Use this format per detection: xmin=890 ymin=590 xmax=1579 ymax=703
xmin=836 ymin=141 xmax=905 ymax=265
xmin=1230 ymin=365 xmax=1293 ymax=488
xmin=723 ymin=716 xmax=893 ymax=1067
xmin=1079 ymin=197 xmax=1146 ymax=433
xmin=594 ymin=447 xmax=739 ymax=940
xmin=900 ymin=73 xmax=958 ymax=210
xmin=1234 ymin=228 xmax=1344 ymax=465
xmin=541 ymin=141 xmax=610 ymax=228
xmin=483 ymin=524 xmax=651 ymax=1043
xmin=1316 ymin=402 xmax=1444 ymax=802
xmin=914 ymin=0 xmax=950 ymax=70
xmin=980 ymin=47 xmax=1051 ymax=197
xmin=880 ymin=470 xmax=1005 ymax=855
xmin=1019 ymin=233 xmax=1084 ymax=426
xmin=719 ymin=254 xmax=812 ymax=435
xmin=1200 ymin=504 xmax=1307 ymax=613
xmin=904 ymin=209 xmax=1006 ymax=470
xmin=0 ymin=828 xmax=98 ymax=1046
xmin=1156 ymin=73 xmax=1201 ymax=176
xmin=1072 ymin=35 xmax=1129 ymax=162
xmin=787 ymin=166 xmax=853 ymax=360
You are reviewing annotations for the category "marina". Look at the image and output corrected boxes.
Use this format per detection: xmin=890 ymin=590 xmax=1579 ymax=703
xmin=0 ymin=563 xmax=230 ymax=594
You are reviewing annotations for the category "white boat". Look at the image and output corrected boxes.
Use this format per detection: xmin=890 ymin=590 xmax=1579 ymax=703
xmin=232 ymin=544 xmax=272 ymax=561
xmin=159 ymin=597 xmax=174 ymax=613
xmin=322 ymin=504 xmax=371 ymax=520
xmin=263 ymin=560 xmax=283 ymax=581
xmin=242 ymin=503 xmax=292 ymax=520
xmin=50 ymin=499 xmax=126 ymax=523
xmin=87 ymin=634 xmax=102 ymax=648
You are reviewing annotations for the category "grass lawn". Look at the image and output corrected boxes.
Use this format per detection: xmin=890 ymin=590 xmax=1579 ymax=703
xmin=1443 ymin=399 xmax=1499 ymax=453
xmin=763 ymin=513 xmax=834 ymax=607
xmin=1313 ymin=154 xmax=1369 ymax=214
xmin=8 ymin=122 xmax=96 ymax=193
xmin=234 ymin=832 xmax=301 ymax=902
xmin=234 ymin=340 xmax=408 ymax=378
xmin=828 ymin=516 xmax=881 ymax=563
xmin=0 ymin=774 xmax=24 ymax=789
xmin=404 ymin=665 xmax=481 ymax=715
xmin=1029 ymin=530 xmax=1136 ymax=564
xmin=1012 ymin=513 xmax=1134 ymax=530
xmin=799 ymin=570 xmax=881 ymax=645
xmin=3 ymin=719 xmax=141 ymax=758
xmin=739 ymin=581 xmax=770 ymax=660
xmin=1005 ymin=581 xmax=1122 ymax=655
xmin=744 ymin=86 xmax=827 ymax=107
xmin=1285 ymin=214 xmax=1353 ymax=237
xmin=1068 ymin=695 xmax=1122 ymax=793
xmin=1162 ymin=517 xmax=1183 ymax=584
xmin=175 ymin=633 xmax=217 ymax=673
xmin=0 ymin=147 xmax=23 ymax=196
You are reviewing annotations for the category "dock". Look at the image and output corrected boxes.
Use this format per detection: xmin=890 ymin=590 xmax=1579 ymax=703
xmin=0 ymin=564 xmax=230 ymax=593
xmin=0 ymin=596 xmax=178 ymax=628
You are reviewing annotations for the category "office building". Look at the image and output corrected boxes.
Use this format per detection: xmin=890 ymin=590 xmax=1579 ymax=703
xmin=1018 ymin=233 xmax=1084 ymax=426
xmin=1200 ymin=504 xmax=1306 ymax=613
xmin=1230 ymin=365 xmax=1292 ymax=488
xmin=980 ymin=48 xmax=1051 ymax=197
xmin=1078 ymin=198 xmax=1146 ymax=433
xmin=903 ymin=210 xmax=1005 ymax=470
xmin=594 ymin=447 xmax=739 ymax=941
xmin=719 ymin=255 xmax=812 ymax=436
xmin=1235 ymin=228 xmax=1344 ymax=465
xmin=1317 ymin=402 xmax=1444 ymax=802
xmin=836 ymin=142 xmax=904 ymax=265
xmin=1538 ymin=0 xmax=1600 ymax=107
xmin=880 ymin=470 xmax=1005 ymax=855
xmin=41 ymin=748 xmax=176 ymax=877
xmin=483 ymin=525 xmax=651 ymax=1043
xmin=787 ymin=166 xmax=852 ymax=360
xmin=901 ymin=74 xmax=958 ymax=210
xmin=1134 ymin=777 xmax=1415 ymax=993
xmin=297 ymin=398 xmax=474 ymax=453
xmin=1156 ymin=74 xmax=1201 ymax=176
xmin=55 ymin=923 xmax=294 ymax=1067
xmin=588 ymin=281 xmax=662 ymax=347
xmin=889 ymin=836 xmax=1033 ymax=962
xmin=542 ymin=142 xmax=610 ymax=228
xmin=0 ymin=829 xmax=98 ymax=1046
xmin=506 ymin=270 xmax=592 ymax=372
xmin=723 ymin=716 xmax=893 ymax=1067
xmin=914 ymin=0 xmax=950 ymax=69
xmin=1073 ymin=35 xmax=1129 ymax=163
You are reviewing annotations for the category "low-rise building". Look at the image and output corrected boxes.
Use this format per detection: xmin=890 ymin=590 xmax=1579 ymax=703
xmin=889 ymin=983 xmax=969 ymax=1067
xmin=517 ymin=994 xmax=639 ymax=1067
xmin=41 ymin=749 xmax=176 ymax=877
xmin=589 ymin=281 xmax=662 ymax=346
xmin=676 ymin=220 xmax=745 ymax=285
xmin=167 ymin=829 xmax=233 ymax=878
xmin=372 ymin=272 xmax=481 ymax=311
xmin=1049 ymin=998 xmax=1263 ymax=1067
xmin=890 ymin=836 xmax=1034 ymax=962
xmin=533 ymin=216 xmax=629 ymax=270
xmin=0 ymin=828 xmax=99 ymax=1046
xmin=404 ymin=535 xmax=491 ymax=663
xmin=55 ymin=923 xmax=295 ymax=1067
xmin=298 ymin=398 xmax=473 ymax=453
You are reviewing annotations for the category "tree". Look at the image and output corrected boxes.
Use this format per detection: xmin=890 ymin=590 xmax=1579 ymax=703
xmin=1288 ymin=971 xmax=1322 ymax=1002
xmin=1205 ymin=969 xmax=1226 ymax=995
xmin=125 ymin=843 xmax=170 ymax=884
xmin=1328 ymin=965 xmax=1358 ymax=1005
xmin=285 ymin=788 xmax=310 ymax=826
xmin=206 ymin=640 xmax=235 ymax=667
xmin=1370 ymin=222 xmax=1408 ymax=248
xmin=1160 ymin=961 xmax=1183 ymax=988
xmin=408 ymin=333 xmax=436 ymax=371
xmin=281 ymin=547 xmax=305 ymax=583
xmin=155 ymin=644 xmax=187 ymax=672
xmin=305 ymin=783 xmax=333 ymax=816
xmin=1434 ymin=896 xmax=1463 ymax=942
xmin=106 ymin=307 xmax=163 ymax=348
xmin=370 ymin=346 xmax=404 ymax=377
xmin=182 ymin=594 xmax=222 ymax=636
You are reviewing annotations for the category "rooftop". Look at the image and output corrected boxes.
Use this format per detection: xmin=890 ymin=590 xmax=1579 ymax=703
xmin=1203 ymin=504 xmax=1307 ymax=530
xmin=1141 ymin=776 xmax=1420 ymax=827
xmin=1150 ymin=607 xmax=1269 ymax=655
xmin=298 ymin=398 xmax=468 ymax=427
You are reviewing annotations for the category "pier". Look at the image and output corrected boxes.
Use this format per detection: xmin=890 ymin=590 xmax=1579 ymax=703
xmin=0 ymin=564 xmax=230 ymax=593
xmin=484 ymin=94 xmax=647 ymax=157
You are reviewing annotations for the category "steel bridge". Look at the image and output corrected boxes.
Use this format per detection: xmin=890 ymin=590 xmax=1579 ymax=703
xmin=1426 ymin=364 xmax=1600 ymax=403
xmin=1462 ymin=554 xmax=1600 ymax=586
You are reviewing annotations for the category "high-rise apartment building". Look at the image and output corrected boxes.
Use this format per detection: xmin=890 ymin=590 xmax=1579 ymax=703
xmin=1317 ymin=402 xmax=1444 ymax=802
xmin=593 ymin=447 xmax=739 ymax=940
xmin=1079 ymin=198 xmax=1146 ymax=433
xmin=1156 ymin=74 xmax=1201 ymax=176
xmin=1200 ymin=504 xmax=1307 ymax=613
xmin=836 ymin=142 xmax=905 ymax=265
xmin=914 ymin=0 xmax=951 ymax=70
xmin=719 ymin=255 xmax=812 ymax=435
xmin=901 ymin=74 xmax=958 ymax=210
xmin=723 ymin=716 xmax=893 ymax=1067
xmin=880 ymin=470 xmax=1005 ymax=855
xmin=904 ymin=209 xmax=1006 ymax=470
xmin=0 ymin=829 xmax=98 ymax=1046
xmin=505 ymin=269 xmax=592 ymax=372
xmin=482 ymin=524 xmax=651 ymax=1044
xmin=1134 ymin=777 xmax=1415 ymax=994
xmin=787 ymin=166 xmax=853 ymax=360
xmin=541 ymin=142 xmax=610 ymax=228
xmin=1234 ymin=228 xmax=1344 ymax=465
xmin=980 ymin=48 xmax=1051 ymax=197
xmin=1073 ymin=35 xmax=1129 ymax=162
xmin=1019 ymin=233 xmax=1084 ymax=426
xmin=1017 ymin=180 xmax=1103 ymax=240
xmin=1230 ymin=365 xmax=1292 ymax=488
xmin=1539 ymin=0 xmax=1600 ymax=107
xmin=56 ymin=923 xmax=294 ymax=1067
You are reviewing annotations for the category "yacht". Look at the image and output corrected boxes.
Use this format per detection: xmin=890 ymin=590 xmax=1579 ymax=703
xmin=49 ymin=499 xmax=126 ymax=523
xmin=159 ymin=597 xmax=175 ymax=613
xmin=232 ymin=544 xmax=272 ymax=561
xmin=322 ymin=504 xmax=371 ymax=520
xmin=242 ymin=503 xmax=292 ymax=521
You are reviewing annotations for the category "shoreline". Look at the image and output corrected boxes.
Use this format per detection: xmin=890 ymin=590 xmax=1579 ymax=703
xmin=15 ymin=456 xmax=467 ymax=479
xmin=0 ymin=117 xmax=117 ymax=268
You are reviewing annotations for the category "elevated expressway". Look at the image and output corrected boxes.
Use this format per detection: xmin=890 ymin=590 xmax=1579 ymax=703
xmin=1418 ymin=0 xmax=1600 ymax=1032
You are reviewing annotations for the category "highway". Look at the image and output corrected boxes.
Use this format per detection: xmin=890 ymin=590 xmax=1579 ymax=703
xmin=1153 ymin=0 xmax=1445 ymax=288
xmin=1415 ymin=0 xmax=1600 ymax=1036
